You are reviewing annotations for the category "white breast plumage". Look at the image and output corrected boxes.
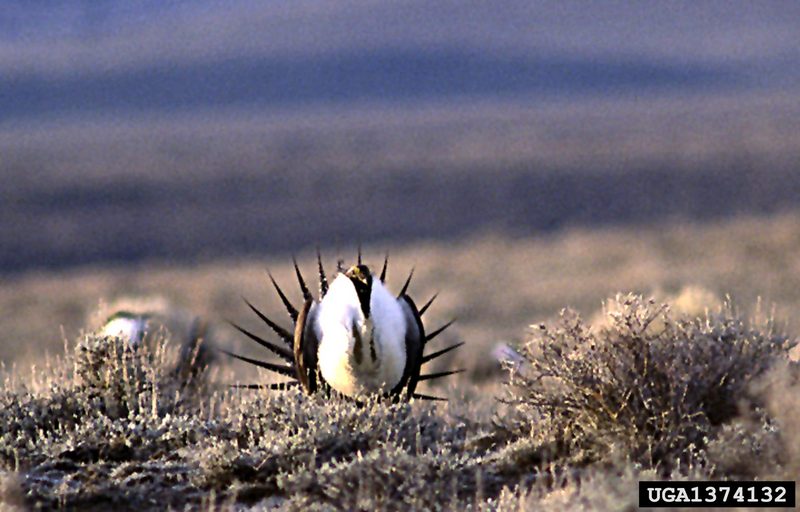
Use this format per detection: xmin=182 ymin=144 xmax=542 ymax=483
xmin=316 ymin=275 xmax=406 ymax=396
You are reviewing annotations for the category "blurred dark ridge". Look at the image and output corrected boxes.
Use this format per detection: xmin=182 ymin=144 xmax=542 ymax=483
xmin=0 ymin=50 xmax=736 ymax=122
xmin=2 ymin=159 xmax=799 ymax=274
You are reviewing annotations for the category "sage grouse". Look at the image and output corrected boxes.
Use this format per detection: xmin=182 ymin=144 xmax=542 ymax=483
xmin=225 ymin=250 xmax=463 ymax=400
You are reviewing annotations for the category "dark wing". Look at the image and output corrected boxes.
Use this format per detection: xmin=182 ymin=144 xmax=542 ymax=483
xmin=396 ymin=290 xmax=463 ymax=401
xmin=294 ymin=299 xmax=322 ymax=394
xmin=394 ymin=295 xmax=425 ymax=397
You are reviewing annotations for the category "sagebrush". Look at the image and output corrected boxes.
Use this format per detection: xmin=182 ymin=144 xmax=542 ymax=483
xmin=1 ymin=294 xmax=798 ymax=510
xmin=499 ymin=294 xmax=796 ymax=477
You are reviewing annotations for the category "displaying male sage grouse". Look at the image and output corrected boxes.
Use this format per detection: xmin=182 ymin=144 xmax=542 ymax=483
xmin=225 ymin=251 xmax=463 ymax=401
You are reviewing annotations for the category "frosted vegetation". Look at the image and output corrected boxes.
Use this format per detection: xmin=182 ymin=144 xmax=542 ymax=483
xmin=1 ymin=293 xmax=798 ymax=510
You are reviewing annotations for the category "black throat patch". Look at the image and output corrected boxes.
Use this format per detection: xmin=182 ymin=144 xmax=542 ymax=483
xmin=347 ymin=264 xmax=373 ymax=318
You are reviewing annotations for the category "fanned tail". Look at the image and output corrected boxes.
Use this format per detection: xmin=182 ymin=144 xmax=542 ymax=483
xmin=411 ymin=393 xmax=447 ymax=402
xmin=229 ymin=250 xmax=465 ymax=401
xmin=232 ymin=382 xmax=299 ymax=390
xmin=421 ymin=342 xmax=464 ymax=365
xmin=220 ymin=349 xmax=296 ymax=378
xmin=228 ymin=321 xmax=293 ymax=362
xmin=379 ymin=254 xmax=388 ymax=282
xmin=242 ymin=298 xmax=294 ymax=347
xmin=317 ymin=249 xmax=328 ymax=298
xmin=418 ymin=369 xmax=465 ymax=382
xmin=418 ymin=293 xmax=437 ymax=316
xmin=267 ymin=271 xmax=299 ymax=322
xmin=398 ymin=268 xmax=414 ymax=297
xmin=425 ymin=320 xmax=456 ymax=343
xmin=293 ymin=257 xmax=312 ymax=301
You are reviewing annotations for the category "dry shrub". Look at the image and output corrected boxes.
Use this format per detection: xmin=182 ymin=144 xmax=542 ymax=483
xmin=701 ymin=410 xmax=782 ymax=479
xmin=499 ymin=294 xmax=793 ymax=473
xmin=193 ymin=391 xmax=492 ymax=511
xmin=280 ymin=433 xmax=476 ymax=511
xmin=0 ymin=334 xmax=211 ymax=509
xmin=0 ymin=333 xmax=491 ymax=510
xmin=752 ymin=360 xmax=800 ymax=478
xmin=490 ymin=463 xmax=657 ymax=512
xmin=74 ymin=333 xmax=207 ymax=418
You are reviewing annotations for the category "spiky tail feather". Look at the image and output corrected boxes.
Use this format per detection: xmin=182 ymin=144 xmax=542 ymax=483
xmin=219 ymin=349 xmax=296 ymax=378
xmin=421 ymin=342 xmax=464 ymax=364
xmin=267 ymin=271 xmax=299 ymax=322
xmin=398 ymin=268 xmax=414 ymax=297
xmin=418 ymin=369 xmax=465 ymax=382
xmin=425 ymin=320 xmax=455 ymax=343
xmin=316 ymin=249 xmax=328 ymax=298
xmin=379 ymin=254 xmax=388 ymax=282
xmin=293 ymin=257 xmax=312 ymax=301
xmin=228 ymin=322 xmax=293 ymax=362
xmin=241 ymin=298 xmax=294 ymax=346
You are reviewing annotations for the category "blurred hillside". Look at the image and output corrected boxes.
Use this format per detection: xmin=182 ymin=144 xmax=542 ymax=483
xmin=3 ymin=213 xmax=800 ymax=369
xmin=3 ymin=93 xmax=799 ymax=273
xmin=2 ymin=1 xmax=799 ymax=273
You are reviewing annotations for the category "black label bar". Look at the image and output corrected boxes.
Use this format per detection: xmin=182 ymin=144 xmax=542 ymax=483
xmin=639 ymin=481 xmax=795 ymax=508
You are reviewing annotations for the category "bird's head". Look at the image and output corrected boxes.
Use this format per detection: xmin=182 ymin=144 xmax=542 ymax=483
xmin=345 ymin=264 xmax=373 ymax=317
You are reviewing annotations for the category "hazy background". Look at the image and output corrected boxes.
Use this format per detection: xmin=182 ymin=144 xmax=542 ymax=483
xmin=3 ymin=1 xmax=800 ymax=272
xmin=2 ymin=1 xmax=800 ymax=365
